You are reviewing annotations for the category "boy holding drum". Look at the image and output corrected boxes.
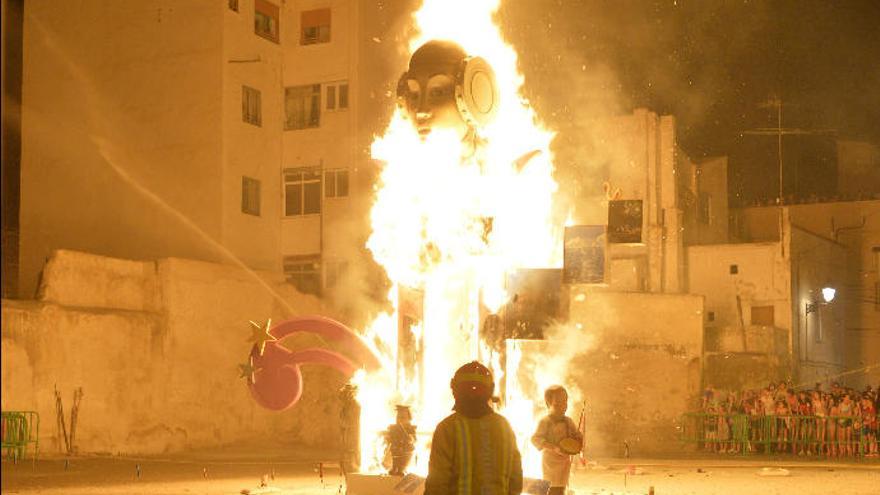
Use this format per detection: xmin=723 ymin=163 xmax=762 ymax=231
xmin=531 ymin=385 xmax=583 ymax=495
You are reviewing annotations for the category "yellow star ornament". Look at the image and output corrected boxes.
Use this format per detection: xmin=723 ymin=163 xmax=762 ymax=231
xmin=247 ymin=318 xmax=277 ymax=356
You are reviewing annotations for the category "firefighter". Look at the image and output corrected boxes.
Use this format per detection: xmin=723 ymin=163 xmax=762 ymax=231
xmin=424 ymin=361 xmax=523 ymax=495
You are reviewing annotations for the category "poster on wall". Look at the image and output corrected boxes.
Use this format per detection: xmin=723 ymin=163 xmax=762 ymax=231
xmin=608 ymin=199 xmax=643 ymax=243
xmin=563 ymin=225 xmax=605 ymax=284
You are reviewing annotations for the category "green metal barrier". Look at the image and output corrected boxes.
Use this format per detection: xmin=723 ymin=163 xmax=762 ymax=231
xmin=680 ymin=413 xmax=877 ymax=457
xmin=1 ymin=411 xmax=40 ymax=462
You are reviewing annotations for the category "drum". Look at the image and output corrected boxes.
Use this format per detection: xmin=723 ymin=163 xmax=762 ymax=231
xmin=558 ymin=437 xmax=582 ymax=455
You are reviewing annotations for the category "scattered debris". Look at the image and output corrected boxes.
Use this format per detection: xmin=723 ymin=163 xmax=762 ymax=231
xmin=618 ymin=466 xmax=646 ymax=475
xmin=757 ymin=467 xmax=791 ymax=477
xmin=240 ymin=487 xmax=281 ymax=495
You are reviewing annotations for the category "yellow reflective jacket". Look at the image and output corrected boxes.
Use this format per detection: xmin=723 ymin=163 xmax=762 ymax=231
xmin=424 ymin=412 xmax=523 ymax=495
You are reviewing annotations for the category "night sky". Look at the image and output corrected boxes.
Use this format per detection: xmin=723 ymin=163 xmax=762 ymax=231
xmin=497 ymin=0 xmax=880 ymax=202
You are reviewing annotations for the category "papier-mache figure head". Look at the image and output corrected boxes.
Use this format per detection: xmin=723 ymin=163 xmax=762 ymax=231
xmin=397 ymin=40 xmax=499 ymax=139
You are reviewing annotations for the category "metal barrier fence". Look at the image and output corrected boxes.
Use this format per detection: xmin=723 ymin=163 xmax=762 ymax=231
xmin=1 ymin=411 xmax=40 ymax=462
xmin=680 ymin=413 xmax=878 ymax=457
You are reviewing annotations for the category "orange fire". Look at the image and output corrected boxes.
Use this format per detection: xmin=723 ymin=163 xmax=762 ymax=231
xmin=358 ymin=0 xmax=570 ymax=478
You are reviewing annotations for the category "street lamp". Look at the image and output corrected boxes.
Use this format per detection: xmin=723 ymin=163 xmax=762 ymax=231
xmin=821 ymin=287 xmax=836 ymax=303
xmin=806 ymin=286 xmax=836 ymax=313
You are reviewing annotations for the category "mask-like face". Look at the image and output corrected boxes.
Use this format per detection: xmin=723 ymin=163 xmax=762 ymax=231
xmin=399 ymin=41 xmax=469 ymax=139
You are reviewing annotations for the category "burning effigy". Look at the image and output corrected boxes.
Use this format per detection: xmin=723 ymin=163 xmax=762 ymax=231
xmin=355 ymin=0 xmax=571 ymax=482
xmin=241 ymin=0 xmax=586 ymax=488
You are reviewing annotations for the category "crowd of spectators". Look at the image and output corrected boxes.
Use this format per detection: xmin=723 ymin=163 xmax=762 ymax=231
xmin=741 ymin=191 xmax=880 ymax=208
xmin=698 ymin=381 xmax=878 ymax=458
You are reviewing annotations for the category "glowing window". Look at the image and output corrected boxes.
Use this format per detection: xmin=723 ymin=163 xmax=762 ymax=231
xmin=284 ymin=255 xmax=321 ymax=296
xmin=325 ymin=81 xmax=349 ymax=111
xmin=255 ymin=0 xmax=279 ymax=43
xmin=284 ymin=168 xmax=321 ymax=216
xmin=285 ymin=84 xmax=321 ymax=130
xmin=301 ymin=8 xmax=331 ymax=45
xmin=241 ymin=86 xmax=261 ymax=126
xmin=324 ymin=169 xmax=349 ymax=198
xmin=241 ymin=176 xmax=261 ymax=216
xmin=751 ymin=305 xmax=774 ymax=326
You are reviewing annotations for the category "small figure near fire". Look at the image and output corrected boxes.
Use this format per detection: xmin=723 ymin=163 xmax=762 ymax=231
xmin=424 ymin=362 xmax=523 ymax=495
xmin=531 ymin=385 xmax=583 ymax=495
xmin=384 ymin=405 xmax=417 ymax=476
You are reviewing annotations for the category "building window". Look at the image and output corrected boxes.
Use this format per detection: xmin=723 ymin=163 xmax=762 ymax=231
xmin=301 ymin=8 xmax=331 ymax=45
xmin=751 ymin=305 xmax=774 ymax=326
xmin=707 ymin=311 xmax=715 ymax=322
xmin=729 ymin=264 xmax=738 ymax=274
xmin=241 ymin=176 xmax=261 ymax=216
xmin=324 ymin=259 xmax=349 ymax=289
xmin=324 ymin=168 xmax=349 ymax=198
xmin=697 ymin=192 xmax=711 ymax=224
xmin=228 ymin=0 xmax=239 ymax=12
xmin=875 ymin=282 xmax=879 ymax=312
xmin=284 ymin=168 xmax=321 ymax=216
xmin=325 ymin=82 xmax=349 ymax=111
xmin=254 ymin=0 xmax=279 ymax=43
xmin=242 ymin=86 xmax=261 ymax=126
xmin=285 ymin=84 xmax=321 ymax=130
xmin=284 ymin=255 xmax=321 ymax=296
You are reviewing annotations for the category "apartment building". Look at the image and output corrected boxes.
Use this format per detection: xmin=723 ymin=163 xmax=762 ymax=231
xmin=16 ymin=0 xmax=387 ymax=302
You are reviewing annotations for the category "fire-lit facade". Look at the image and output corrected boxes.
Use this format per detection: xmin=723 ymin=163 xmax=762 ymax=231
xmin=14 ymin=0 xmax=381 ymax=305
xmin=4 ymin=0 xmax=878 ymax=465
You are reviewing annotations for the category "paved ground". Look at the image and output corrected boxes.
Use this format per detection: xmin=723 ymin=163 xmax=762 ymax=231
xmin=2 ymin=454 xmax=878 ymax=494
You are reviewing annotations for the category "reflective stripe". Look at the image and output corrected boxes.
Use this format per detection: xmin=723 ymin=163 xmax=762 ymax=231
xmin=454 ymin=416 xmax=472 ymax=495
xmin=451 ymin=414 xmax=517 ymax=495
xmin=455 ymin=372 xmax=492 ymax=385
xmin=501 ymin=420 xmax=511 ymax=495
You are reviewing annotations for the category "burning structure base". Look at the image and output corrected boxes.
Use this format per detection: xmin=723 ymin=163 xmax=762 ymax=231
xmin=344 ymin=472 xmax=550 ymax=495
xmin=344 ymin=473 xmax=425 ymax=495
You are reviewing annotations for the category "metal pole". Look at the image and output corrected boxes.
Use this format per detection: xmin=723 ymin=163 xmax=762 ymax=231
xmin=777 ymin=99 xmax=784 ymax=202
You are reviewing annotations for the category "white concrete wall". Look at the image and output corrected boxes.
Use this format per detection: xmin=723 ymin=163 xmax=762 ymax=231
xmin=36 ymin=250 xmax=160 ymax=312
xmin=688 ymin=242 xmax=791 ymax=336
xmin=559 ymin=287 xmax=703 ymax=455
xmin=2 ymin=300 xmax=160 ymax=453
xmin=19 ymin=0 xmax=227 ymax=298
xmin=0 ymin=250 xmax=357 ymax=455
xmin=222 ymin=0 xmax=284 ymax=272
xmin=687 ymin=241 xmax=794 ymax=388
xmin=737 ymin=200 xmax=880 ymax=388
xmin=790 ymin=227 xmax=849 ymax=385
xmin=593 ymin=109 xmax=686 ymax=294
xmin=280 ymin=0 xmax=360 ymax=260
xmin=683 ymin=156 xmax=728 ymax=246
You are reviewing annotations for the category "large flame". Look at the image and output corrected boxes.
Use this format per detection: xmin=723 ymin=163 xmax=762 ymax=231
xmin=358 ymin=0 xmax=571 ymax=478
